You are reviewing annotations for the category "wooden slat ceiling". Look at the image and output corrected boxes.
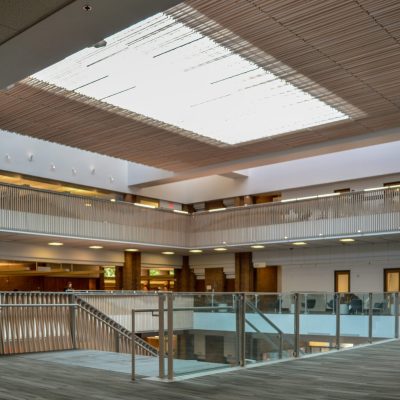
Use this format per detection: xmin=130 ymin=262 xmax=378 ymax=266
xmin=1 ymin=0 xmax=400 ymax=172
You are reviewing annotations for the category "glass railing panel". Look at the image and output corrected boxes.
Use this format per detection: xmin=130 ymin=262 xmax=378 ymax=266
xmin=299 ymin=292 xmax=337 ymax=355
xmin=371 ymin=292 xmax=396 ymax=340
xmin=338 ymin=292 xmax=370 ymax=348
xmin=244 ymin=293 xmax=295 ymax=363
xmin=172 ymin=293 xmax=237 ymax=377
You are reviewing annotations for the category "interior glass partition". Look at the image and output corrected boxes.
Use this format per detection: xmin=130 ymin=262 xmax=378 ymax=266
xmin=171 ymin=293 xmax=237 ymax=377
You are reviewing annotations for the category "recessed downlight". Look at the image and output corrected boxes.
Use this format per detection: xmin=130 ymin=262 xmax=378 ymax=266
xmin=189 ymin=249 xmax=203 ymax=253
xmin=89 ymin=245 xmax=103 ymax=249
xmin=48 ymin=242 xmax=63 ymax=246
xmin=251 ymin=245 xmax=265 ymax=249
xmin=292 ymin=242 xmax=307 ymax=246
xmin=125 ymin=248 xmax=139 ymax=252
xmin=162 ymin=251 xmax=175 ymax=255
xmin=214 ymin=247 xmax=227 ymax=251
xmin=340 ymin=238 xmax=355 ymax=243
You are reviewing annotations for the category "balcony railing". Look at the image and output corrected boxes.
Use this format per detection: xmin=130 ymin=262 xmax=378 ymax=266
xmin=0 ymin=182 xmax=189 ymax=247
xmin=0 ymin=182 xmax=399 ymax=248
xmin=189 ymin=189 xmax=400 ymax=247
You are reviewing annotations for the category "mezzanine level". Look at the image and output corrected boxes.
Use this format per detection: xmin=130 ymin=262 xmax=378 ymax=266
xmin=0 ymin=183 xmax=399 ymax=249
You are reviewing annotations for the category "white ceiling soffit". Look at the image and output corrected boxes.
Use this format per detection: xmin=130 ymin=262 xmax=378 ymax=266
xmin=128 ymin=126 xmax=400 ymax=188
xmin=0 ymin=0 xmax=182 ymax=89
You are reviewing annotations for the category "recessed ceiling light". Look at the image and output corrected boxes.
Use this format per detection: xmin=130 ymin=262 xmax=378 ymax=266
xmin=110 ymin=199 xmax=116 ymax=202
xmin=48 ymin=242 xmax=63 ymax=246
xmin=125 ymin=248 xmax=139 ymax=252
xmin=214 ymin=247 xmax=227 ymax=251
xmin=189 ymin=249 xmax=203 ymax=253
xmin=162 ymin=251 xmax=175 ymax=255
xmin=340 ymin=238 xmax=355 ymax=243
xmin=85 ymin=203 xmax=92 ymax=207
xmin=357 ymin=230 xmax=362 ymax=233
xmin=173 ymin=209 xmax=189 ymax=214
xmin=284 ymin=236 xmax=288 ymax=239
xmin=89 ymin=245 xmax=103 ymax=249
xmin=134 ymin=202 xmax=156 ymax=209
xmin=208 ymin=208 xmax=227 ymax=212
xmin=33 ymin=11 xmax=348 ymax=145
xmin=251 ymin=245 xmax=265 ymax=249
xmin=292 ymin=242 xmax=307 ymax=246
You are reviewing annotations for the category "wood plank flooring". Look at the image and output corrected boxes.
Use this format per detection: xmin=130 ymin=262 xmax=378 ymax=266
xmin=1 ymin=340 xmax=399 ymax=400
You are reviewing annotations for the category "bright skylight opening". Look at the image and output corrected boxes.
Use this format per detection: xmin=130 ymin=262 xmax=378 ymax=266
xmin=32 ymin=12 xmax=348 ymax=145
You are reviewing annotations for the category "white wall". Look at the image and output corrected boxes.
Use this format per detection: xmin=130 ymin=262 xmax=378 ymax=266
xmin=138 ymin=141 xmax=400 ymax=203
xmin=0 ymin=129 xmax=129 ymax=192
xmin=253 ymin=242 xmax=400 ymax=292
xmin=190 ymin=253 xmax=235 ymax=279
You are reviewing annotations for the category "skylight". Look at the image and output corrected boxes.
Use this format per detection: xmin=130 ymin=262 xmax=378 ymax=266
xmin=32 ymin=12 xmax=348 ymax=145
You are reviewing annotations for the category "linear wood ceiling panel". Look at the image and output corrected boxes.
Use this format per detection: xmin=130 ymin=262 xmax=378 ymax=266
xmin=1 ymin=0 xmax=400 ymax=172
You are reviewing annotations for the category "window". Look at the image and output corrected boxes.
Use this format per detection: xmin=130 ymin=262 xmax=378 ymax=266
xmin=335 ymin=270 xmax=350 ymax=292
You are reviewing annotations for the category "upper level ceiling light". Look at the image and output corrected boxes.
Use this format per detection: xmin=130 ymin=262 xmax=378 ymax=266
xmin=214 ymin=247 xmax=227 ymax=251
xmin=251 ymin=245 xmax=265 ymax=249
xmin=292 ymin=242 xmax=307 ymax=246
xmin=48 ymin=242 xmax=63 ymax=246
xmin=32 ymin=10 xmax=348 ymax=145
xmin=189 ymin=249 xmax=203 ymax=253
xmin=89 ymin=245 xmax=103 ymax=249
xmin=162 ymin=251 xmax=175 ymax=255
xmin=340 ymin=238 xmax=355 ymax=243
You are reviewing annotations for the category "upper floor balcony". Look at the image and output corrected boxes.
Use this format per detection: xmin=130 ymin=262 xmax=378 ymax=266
xmin=0 ymin=183 xmax=399 ymax=249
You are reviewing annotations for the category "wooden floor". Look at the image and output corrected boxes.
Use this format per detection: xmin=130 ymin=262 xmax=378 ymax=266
xmin=1 ymin=340 xmax=400 ymax=399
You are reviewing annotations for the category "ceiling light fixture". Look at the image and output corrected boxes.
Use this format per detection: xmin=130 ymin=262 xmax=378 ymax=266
xmin=125 ymin=248 xmax=139 ymax=252
xmin=48 ymin=242 xmax=63 ymax=246
xmin=251 ymin=245 xmax=265 ymax=249
xmin=162 ymin=251 xmax=175 ymax=255
xmin=340 ymin=238 xmax=355 ymax=243
xmin=214 ymin=247 xmax=227 ymax=251
xmin=134 ymin=202 xmax=157 ymax=209
xmin=292 ymin=242 xmax=307 ymax=246
xmin=173 ymin=209 xmax=189 ymax=214
xmin=189 ymin=249 xmax=203 ymax=253
xmin=89 ymin=245 xmax=103 ymax=249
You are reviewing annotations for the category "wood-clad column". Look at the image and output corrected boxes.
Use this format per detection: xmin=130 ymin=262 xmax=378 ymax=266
xmin=176 ymin=256 xmax=195 ymax=292
xmin=205 ymin=268 xmax=225 ymax=292
xmin=115 ymin=266 xmax=123 ymax=290
xmin=98 ymin=267 xmax=105 ymax=290
xmin=123 ymin=251 xmax=141 ymax=290
xmin=235 ymin=252 xmax=254 ymax=292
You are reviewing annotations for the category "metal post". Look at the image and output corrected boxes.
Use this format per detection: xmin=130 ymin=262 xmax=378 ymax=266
xmin=115 ymin=331 xmax=120 ymax=353
xmin=131 ymin=309 xmax=135 ymax=381
xmin=167 ymin=293 xmax=174 ymax=381
xmin=235 ymin=293 xmax=245 ymax=366
xmin=235 ymin=294 xmax=240 ymax=366
xmin=278 ymin=333 xmax=283 ymax=359
xmin=158 ymin=294 xmax=165 ymax=379
xmin=69 ymin=294 xmax=77 ymax=349
xmin=394 ymin=293 xmax=399 ymax=339
xmin=368 ymin=292 xmax=373 ymax=343
xmin=335 ymin=293 xmax=340 ymax=350
xmin=293 ymin=293 xmax=300 ymax=357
